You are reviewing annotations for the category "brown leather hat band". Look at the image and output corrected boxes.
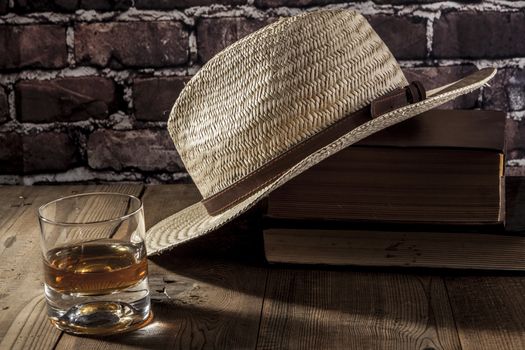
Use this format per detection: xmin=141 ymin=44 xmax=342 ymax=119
xmin=202 ymin=81 xmax=426 ymax=216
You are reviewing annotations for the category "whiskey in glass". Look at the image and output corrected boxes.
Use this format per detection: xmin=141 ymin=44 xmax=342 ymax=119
xmin=38 ymin=193 xmax=152 ymax=335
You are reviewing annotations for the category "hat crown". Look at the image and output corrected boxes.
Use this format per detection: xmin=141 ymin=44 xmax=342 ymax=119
xmin=168 ymin=10 xmax=407 ymax=199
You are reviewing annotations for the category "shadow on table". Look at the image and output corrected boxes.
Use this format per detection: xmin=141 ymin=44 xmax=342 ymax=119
xmin=142 ymin=201 xmax=525 ymax=340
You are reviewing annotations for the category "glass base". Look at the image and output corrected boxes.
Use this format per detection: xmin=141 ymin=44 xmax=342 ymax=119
xmin=49 ymin=302 xmax=153 ymax=336
xmin=45 ymin=277 xmax=152 ymax=336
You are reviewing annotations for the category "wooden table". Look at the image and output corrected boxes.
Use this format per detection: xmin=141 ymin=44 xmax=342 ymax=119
xmin=0 ymin=181 xmax=524 ymax=350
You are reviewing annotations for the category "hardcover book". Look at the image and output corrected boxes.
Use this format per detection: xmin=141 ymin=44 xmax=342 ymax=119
xmin=266 ymin=109 xmax=506 ymax=225
xmin=263 ymin=109 xmax=514 ymax=269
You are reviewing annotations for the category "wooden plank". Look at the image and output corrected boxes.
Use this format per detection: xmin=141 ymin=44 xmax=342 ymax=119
xmin=2 ymin=180 xmax=522 ymax=349
xmin=264 ymin=228 xmax=525 ymax=270
xmin=0 ymin=186 xmax=40 ymax=255
xmin=257 ymin=269 xmax=462 ymax=350
xmin=56 ymin=184 xmax=269 ymax=350
xmin=0 ymin=184 xmax=144 ymax=350
xmin=445 ymin=276 xmax=525 ymax=350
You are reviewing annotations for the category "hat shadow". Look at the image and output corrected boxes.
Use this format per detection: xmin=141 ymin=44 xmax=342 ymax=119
xmin=77 ymin=205 xmax=525 ymax=349
xmin=94 ymin=300 xmax=431 ymax=350
xmin=145 ymin=204 xmax=525 ymax=337
xmin=93 ymin=262 xmax=525 ymax=349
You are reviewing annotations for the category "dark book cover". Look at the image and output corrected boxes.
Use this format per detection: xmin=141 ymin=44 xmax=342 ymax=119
xmin=266 ymin=109 xmax=506 ymax=225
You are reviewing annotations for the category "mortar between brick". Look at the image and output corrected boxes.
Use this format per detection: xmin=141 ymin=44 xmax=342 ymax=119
xmin=66 ymin=26 xmax=75 ymax=66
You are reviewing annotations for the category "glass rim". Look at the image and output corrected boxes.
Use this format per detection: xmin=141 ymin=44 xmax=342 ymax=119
xmin=37 ymin=192 xmax=143 ymax=226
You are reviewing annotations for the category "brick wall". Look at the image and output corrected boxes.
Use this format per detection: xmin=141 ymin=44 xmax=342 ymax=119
xmin=0 ymin=1 xmax=523 ymax=185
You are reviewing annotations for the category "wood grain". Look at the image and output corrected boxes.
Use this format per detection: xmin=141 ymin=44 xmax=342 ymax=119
xmin=2 ymin=182 xmax=525 ymax=350
xmin=0 ymin=184 xmax=144 ymax=350
xmin=55 ymin=184 xmax=268 ymax=350
xmin=264 ymin=228 xmax=525 ymax=270
xmin=445 ymin=276 xmax=525 ymax=350
xmin=0 ymin=186 xmax=39 ymax=256
xmin=257 ymin=269 xmax=462 ymax=349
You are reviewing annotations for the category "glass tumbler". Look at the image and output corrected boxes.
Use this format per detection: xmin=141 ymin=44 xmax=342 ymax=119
xmin=38 ymin=192 xmax=153 ymax=335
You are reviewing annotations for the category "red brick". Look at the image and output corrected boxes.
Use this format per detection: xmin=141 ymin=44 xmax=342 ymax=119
xmin=15 ymin=77 xmax=117 ymax=123
xmin=78 ymin=0 xmax=132 ymax=10
xmin=402 ymin=65 xmax=479 ymax=109
xmin=135 ymin=0 xmax=244 ymax=9
xmin=197 ymin=17 xmax=274 ymax=63
xmin=255 ymin=0 xmax=476 ymax=5
xmin=0 ymin=87 xmax=8 ymax=124
xmin=367 ymin=15 xmax=427 ymax=59
xmin=133 ymin=76 xmax=189 ymax=122
xmin=482 ymin=68 xmax=525 ymax=112
xmin=433 ymin=11 xmax=525 ymax=59
xmin=506 ymin=119 xmax=525 ymax=161
xmin=0 ymin=25 xmax=67 ymax=70
xmin=373 ymin=0 xmax=474 ymax=3
xmin=0 ymin=133 xmax=22 ymax=173
xmin=22 ymin=131 xmax=79 ymax=173
xmin=87 ymin=129 xmax=183 ymax=172
xmin=255 ymin=0 xmax=350 ymax=6
xmin=14 ymin=0 xmax=79 ymax=12
xmin=75 ymin=22 xmax=189 ymax=68
xmin=13 ymin=0 xmax=132 ymax=12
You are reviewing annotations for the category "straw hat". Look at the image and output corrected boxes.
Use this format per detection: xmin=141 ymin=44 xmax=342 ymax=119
xmin=146 ymin=9 xmax=496 ymax=255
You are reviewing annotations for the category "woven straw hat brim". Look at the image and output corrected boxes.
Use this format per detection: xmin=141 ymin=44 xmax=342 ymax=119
xmin=146 ymin=67 xmax=497 ymax=256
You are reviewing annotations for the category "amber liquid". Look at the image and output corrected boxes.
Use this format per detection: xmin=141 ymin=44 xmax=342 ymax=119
xmin=44 ymin=239 xmax=148 ymax=295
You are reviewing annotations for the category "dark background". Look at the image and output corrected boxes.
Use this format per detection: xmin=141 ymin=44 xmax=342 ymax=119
xmin=0 ymin=0 xmax=523 ymax=185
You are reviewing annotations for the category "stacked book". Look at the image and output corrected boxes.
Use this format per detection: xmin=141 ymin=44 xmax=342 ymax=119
xmin=262 ymin=109 xmax=525 ymax=270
